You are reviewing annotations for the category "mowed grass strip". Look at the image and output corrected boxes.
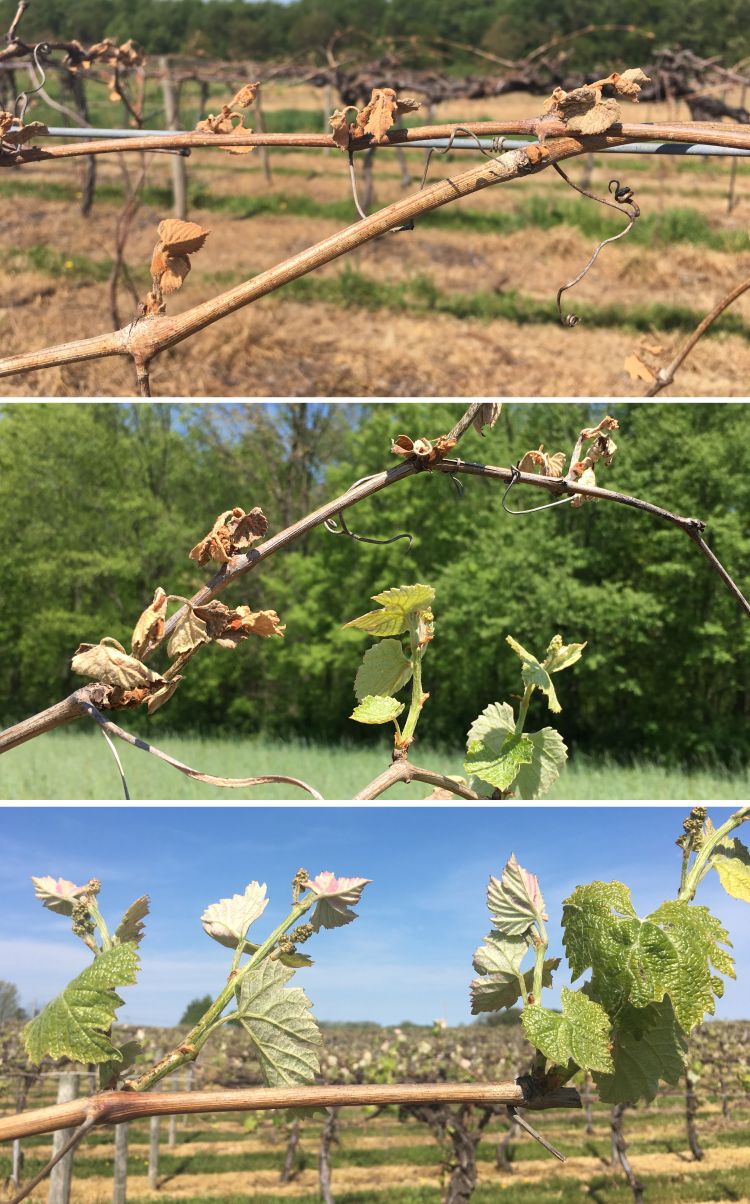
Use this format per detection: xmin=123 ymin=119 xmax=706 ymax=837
xmin=6 ymin=1125 xmax=749 ymax=1179
xmin=1 ymin=173 xmax=747 ymax=252
xmin=5 ymin=243 xmax=750 ymax=344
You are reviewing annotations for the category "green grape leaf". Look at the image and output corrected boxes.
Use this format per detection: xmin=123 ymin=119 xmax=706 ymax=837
xmin=487 ymin=854 xmax=548 ymax=937
xmin=522 ymin=987 xmax=614 ymax=1074
xmin=595 ymin=999 xmax=687 ymax=1104
xmin=99 ymin=1038 xmax=143 ymax=1090
xmin=471 ymin=928 xmax=559 ymax=1013
xmin=344 ymin=584 xmax=434 ymax=637
xmin=350 ymin=695 xmax=405 ymax=725
xmin=563 ymin=884 xmax=734 ymax=1030
xmin=465 ymin=732 xmax=534 ymax=791
xmin=467 ymin=701 xmax=515 ymax=745
xmin=23 ymin=943 xmax=140 ymax=1065
xmin=516 ymin=728 xmax=568 ymax=800
xmin=201 ymin=881 xmax=269 ymax=949
xmin=712 ymin=837 xmax=750 ymax=903
xmin=114 ymin=896 xmax=149 ymax=946
xmin=354 ymin=639 xmax=413 ymax=702
xmin=544 ymin=635 xmax=587 ymax=674
xmin=235 ymin=960 xmax=322 ymax=1087
xmin=371 ymin=584 xmax=435 ymax=612
xmin=506 ymin=635 xmax=560 ymax=712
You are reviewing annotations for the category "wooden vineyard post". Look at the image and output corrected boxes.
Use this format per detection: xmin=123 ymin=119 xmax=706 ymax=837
xmin=148 ymin=1116 xmax=160 ymax=1190
xmin=48 ymin=1074 xmax=79 ymax=1204
xmin=160 ymin=56 xmax=188 ymax=220
xmin=112 ymin=1121 xmax=128 ymax=1204
xmin=254 ymin=88 xmax=273 ymax=185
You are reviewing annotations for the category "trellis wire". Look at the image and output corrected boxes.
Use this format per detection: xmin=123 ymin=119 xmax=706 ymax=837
xmin=8 ymin=126 xmax=750 ymax=156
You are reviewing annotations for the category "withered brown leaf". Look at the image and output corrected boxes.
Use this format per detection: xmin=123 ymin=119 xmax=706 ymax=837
xmin=542 ymin=68 xmax=648 ymax=136
xmin=71 ymin=639 xmax=164 ymax=689
xmin=146 ymin=675 xmax=183 ymax=715
xmin=518 ymin=445 xmax=567 ymax=478
xmin=354 ymin=88 xmax=421 ymax=145
xmin=214 ymin=606 xmax=286 ymax=647
xmin=131 ymin=586 xmax=167 ymax=659
xmin=472 ymin=402 xmax=502 ymax=436
xmin=189 ymin=506 xmax=268 ymax=565
xmin=166 ymin=607 xmax=209 ymax=658
xmin=624 ymin=353 xmax=657 ymax=383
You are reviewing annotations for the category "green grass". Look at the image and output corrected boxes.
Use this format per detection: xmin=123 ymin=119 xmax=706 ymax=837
xmin=1 ymin=171 xmax=747 ymax=253
xmin=1 ymin=730 xmax=748 ymax=799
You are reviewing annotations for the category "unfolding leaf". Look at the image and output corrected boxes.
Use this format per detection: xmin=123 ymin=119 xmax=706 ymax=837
xmin=544 ymin=634 xmax=587 ymax=674
xmin=72 ymin=640 xmax=164 ymax=689
xmin=31 ymin=876 xmax=91 ymax=916
xmin=345 ymin=583 xmax=435 ymax=637
xmin=23 ymin=943 xmax=140 ymax=1065
xmin=487 ymin=853 xmax=548 ymax=937
xmin=595 ymin=998 xmax=687 ymax=1104
xmin=506 ymin=635 xmax=560 ymax=712
xmin=131 ymin=587 xmax=167 ymax=658
xmin=355 ymin=639 xmax=413 ymax=701
xmin=99 ymin=1038 xmax=143 ymax=1090
xmin=465 ymin=731 xmax=534 ymax=792
xmin=307 ymin=871 xmax=371 ymax=931
xmin=350 ymin=694 xmax=405 ymax=725
xmin=472 ymin=939 xmax=559 ymax=1013
xmin=166 ymin=607 xmax=208 ymax=658
xmin=522 ymin=988 xmax=614 ymax=1074
xmin=712 ymin=837 xmax=750 ymax=903
xmin=114 ymin=896 xmax=149 ymax=946
xmin=235 ymin=960 xmax=322 ymax=1087
xmin=201 ymin=881 xmax=269 ymax=949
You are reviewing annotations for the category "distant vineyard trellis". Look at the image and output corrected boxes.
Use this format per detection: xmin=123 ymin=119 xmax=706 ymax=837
xmin=1 ymin=4 xmax=750 ymax=394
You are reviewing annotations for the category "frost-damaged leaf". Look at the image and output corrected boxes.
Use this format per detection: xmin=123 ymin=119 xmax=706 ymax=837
xmin=149 ymin=219 xmax=210 ymax=298
xmin=595 ymin=998 xmax=687 ymax=1104
xmin=712 ymin=837 xmax=750 ymax=903
xmin=201 ymin=882 xmax=269 ymax=950
xmin=344 ymin=584 xmax=435 ymax=637
xmin=329 ymin=106 xmax=356 ymax=150
xmin=114 ymin=896 xmax=149 ymax=946
xmin=23 ymin=943 xmax=140 ymax=1065
xmin=563 ymin=884 xmax=734 ymax=1030
xmin=217 ymin=607 xmax=285 ymax=647
xmin=0 ymin=110 xmax=49 ymax=148
xmin=72 ymin=640 xmax=164 ymax=689
xmin=517 ymin=445 xmax=566 ymax=478
xmin=146 ymin=675 xmax=183 ymax=715
xmin=308 ymin=871 xmax=371 ymax=931
xmin=189 ymin=507 xmax=268 ymax=566
xmin=350 ymin=695 xmax=405 ymax=725
xmin=544 ymin=634 xmax=587 ymax=674
xmin=465 ymin=731 xmax=534 ymax=792
xmin=352 ymin=87 xmax=421 ymax=145
xmin=355 ymin=639 xmax=413 ymax=702
xmin=31 ymin=876 xmax=92 ymax=915
xmin=235 ymin=960 xmax=322 ymax=1087
xmin=472 ymin=403 xmax=502 ymax=436
xmin=131 ymin=587 xmax=167 ymax=659
xmin=166 ymin=607 xmax=209 ymax=659
xmin=506 ymin=635 xmax=560 ymax=713
xmin=571 ymin=464 xmax=597 ymax=507
xmin=624 ymin=353 xmax=657 ymax=384
xmin=487 ymin=854 xmax=548 ymax=937
xmin=522 ymin=988 xmax=614 ymax=1074
xmin=196 ymin=82 xmax=259 ymax=154
xmin=542 ymin=69 xmax=648 ymax=136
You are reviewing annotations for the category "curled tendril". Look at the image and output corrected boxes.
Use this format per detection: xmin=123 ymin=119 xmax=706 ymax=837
xmin=553 ymin=165 xmax=641 ymax=327
xmin=324 ymin=510 xmax=414 ymax=548
xmin=14 ymin=42 xmax=50 ymax=121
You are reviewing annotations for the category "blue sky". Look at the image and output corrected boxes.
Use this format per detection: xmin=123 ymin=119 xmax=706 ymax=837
xmin=1 ymin=807 xmax=747 ymax=1027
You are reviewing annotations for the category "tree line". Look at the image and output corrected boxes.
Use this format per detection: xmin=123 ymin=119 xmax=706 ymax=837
xmin=0 ymin=401 xmax=748 ymax=768
xmin=3 ymin=0 xmax=748 ymax=70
